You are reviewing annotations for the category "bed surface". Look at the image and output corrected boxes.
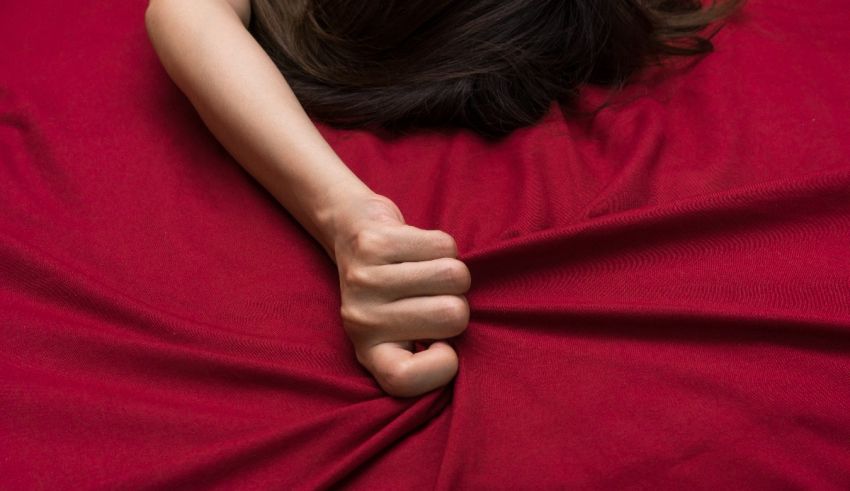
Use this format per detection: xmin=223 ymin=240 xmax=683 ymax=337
xmin=2 ymin=1 xmax=849 ymax=488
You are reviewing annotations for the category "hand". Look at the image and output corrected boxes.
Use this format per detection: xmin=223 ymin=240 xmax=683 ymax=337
xmin=329 ymin=194 xmax=471 ymax=397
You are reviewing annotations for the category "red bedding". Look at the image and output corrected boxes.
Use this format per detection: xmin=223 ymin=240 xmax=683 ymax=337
xmin=2 ymin=1 xmax=849 ymax=489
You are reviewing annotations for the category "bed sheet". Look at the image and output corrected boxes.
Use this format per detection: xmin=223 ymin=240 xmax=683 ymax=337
xmin=2 ymin=1 xmax=849 ymax=489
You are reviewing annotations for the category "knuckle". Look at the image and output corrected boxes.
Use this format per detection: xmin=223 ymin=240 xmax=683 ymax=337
xmin=435 ymin=296 xmax=469 ymax=330
xmin=378 ymin=360 xmax=415 ymax=396
xmin=352 ymin=229 xmax=387 ymax=258
xmin=439 ymin=259 xmax=471 ymax=290
xmin=344 ymin=266 xmax=375 ymax=289
xmin=339 ymin=304 xmax=377 ymax=336
xmin=431 ymin=231 xmax=457 ymax=257
xmin=339 ymin=303 xmax=360 ymax=325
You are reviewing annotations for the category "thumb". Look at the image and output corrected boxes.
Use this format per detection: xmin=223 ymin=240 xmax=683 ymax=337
xmin=360 ymin=341 xmax=459 ymax=397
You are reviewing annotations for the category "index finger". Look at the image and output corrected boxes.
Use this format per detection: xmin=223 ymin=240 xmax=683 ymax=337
xmin=374 ymin=226 xmax=458 ymax=264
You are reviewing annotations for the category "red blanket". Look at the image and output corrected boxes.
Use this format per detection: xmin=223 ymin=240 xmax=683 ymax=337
xmin=2 ymin=1 xmax=849 ymax=488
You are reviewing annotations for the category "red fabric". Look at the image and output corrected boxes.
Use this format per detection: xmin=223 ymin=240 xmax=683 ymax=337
xmin=2 ymin=1 xmax=850 ymax=489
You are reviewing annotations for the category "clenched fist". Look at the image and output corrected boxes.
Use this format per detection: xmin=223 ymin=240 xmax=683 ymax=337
xmin=329 ymin=194 xmax=471 ymax=397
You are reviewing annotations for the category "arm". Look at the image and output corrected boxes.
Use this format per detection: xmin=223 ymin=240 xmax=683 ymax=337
xmin=145 ymin=0 xmax=470 ymax=397
xmin=145 ymin=0 xmax=366 ymax=258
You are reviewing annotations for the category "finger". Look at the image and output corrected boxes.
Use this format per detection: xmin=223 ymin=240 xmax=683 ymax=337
xmin=346 ymin=295 xmax=469 ymax=344
xmin=397 ymin=226 xmax=458 ymax=262
xmin=349 ymin=258 xmax=471 ymax=300
xmin=362 ymin=226 xmax=458 ymax=264
xmin=360 ymin=341 xmax=459 ymax=397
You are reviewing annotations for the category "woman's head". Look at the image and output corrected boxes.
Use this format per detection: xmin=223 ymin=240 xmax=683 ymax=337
xmin=250 ymin=0 xmax=742 ymax=139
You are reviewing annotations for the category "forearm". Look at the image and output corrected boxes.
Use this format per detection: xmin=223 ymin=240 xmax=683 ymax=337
xmin=144 ymin=0 xmax=374 ymax=260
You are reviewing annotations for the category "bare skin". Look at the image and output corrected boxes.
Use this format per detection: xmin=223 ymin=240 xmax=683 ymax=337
xmin=145 ymin=0 xmax=471 ymax=397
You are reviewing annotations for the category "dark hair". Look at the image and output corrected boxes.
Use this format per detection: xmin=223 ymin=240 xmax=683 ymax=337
xmin=249 ymin=0 xmax=743 ymax=139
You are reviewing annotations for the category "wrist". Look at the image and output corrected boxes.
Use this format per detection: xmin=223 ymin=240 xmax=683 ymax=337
xmin=312 ymin=181 xmax=377 ymax=262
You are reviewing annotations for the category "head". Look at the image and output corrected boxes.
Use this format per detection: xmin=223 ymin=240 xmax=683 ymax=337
xmin=249 ymin=0 xmax=743 ymax=139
